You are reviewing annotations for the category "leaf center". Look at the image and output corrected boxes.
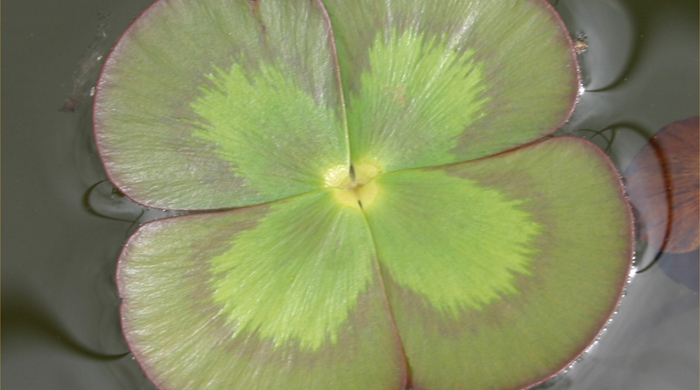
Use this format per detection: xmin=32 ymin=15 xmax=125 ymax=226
xmin=325 ymin=162 xmax=382 ymax=209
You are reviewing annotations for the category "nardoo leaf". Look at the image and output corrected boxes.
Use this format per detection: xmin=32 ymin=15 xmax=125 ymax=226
xmin=624 ymin=116 xmax=699 ymax=253
xmin=325 ymin=0 xmax=579 ymax=171
xmin=94 ymin=0 xmax=633 ymax=389
xmin=190 ymin=62 xmax=346 ymax=200
xmin=95 ymin=0 xmax=347 ymax=209
xmin=365 ymin=169 xmax=542 ymax=316
xmin=118 ymin=191 xmax=405 ymax=389
xmin=345 ymin=29 xmax=490 ymax=171
xmin=207 ymin=191 xmax=374 ymax=350
xmin=376 ymin=138 xmax=632 ymax=390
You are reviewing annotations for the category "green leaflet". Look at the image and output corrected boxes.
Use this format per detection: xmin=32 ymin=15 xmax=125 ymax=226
xmin=94 ymin=0 xmax=347 ymax=209
xmin=365 ymin=169 xmax=541 ymax=317
xmin=191 ymin=63 xmax=347 ymax=199
xmin=327 ymin=0 xmax=579 ymax=169
xmin=118 ymin=192 xmax=404 ymax=389
xmin=208 ymin=190 xmax=374 ymax=351
xmin=348 ymin=29 xmax=489 ymax=171
xmin=380 ymin=138 xmax=632 ymax=390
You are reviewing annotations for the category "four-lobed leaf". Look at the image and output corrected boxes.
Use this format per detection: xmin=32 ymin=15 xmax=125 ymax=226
xmin=94 ymin=0 xmax=633 ymax=389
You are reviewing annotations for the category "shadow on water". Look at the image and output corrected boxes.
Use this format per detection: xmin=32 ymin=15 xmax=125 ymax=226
xmin=3 ymin=292 xmax=130 ymax=361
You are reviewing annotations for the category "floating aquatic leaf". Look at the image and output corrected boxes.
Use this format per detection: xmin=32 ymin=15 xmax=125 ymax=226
xmin=94 ymin=0 xmax=633 ymax=389
xmin=625 ymin=116 xmax=699 ymax=254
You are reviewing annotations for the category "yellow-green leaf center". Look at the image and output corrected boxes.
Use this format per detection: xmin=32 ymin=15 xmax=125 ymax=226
xmin=191 ymin=27 xmax=535 ymax=350
xmin=325 ymin=162 xmax=382 ymax=209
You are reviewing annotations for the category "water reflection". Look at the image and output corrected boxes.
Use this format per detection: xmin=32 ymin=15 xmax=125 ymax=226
xmin=554 ymin=0 xmax=636 ymax=92
xmin=3 ymin=292 xmax=129 ymax=360
xmin=84 ymin=180 xmax=183 ymax=236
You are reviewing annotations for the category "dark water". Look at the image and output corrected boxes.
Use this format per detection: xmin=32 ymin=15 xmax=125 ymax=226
xmin=2 ymin=0 xmax=698 ymax=388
